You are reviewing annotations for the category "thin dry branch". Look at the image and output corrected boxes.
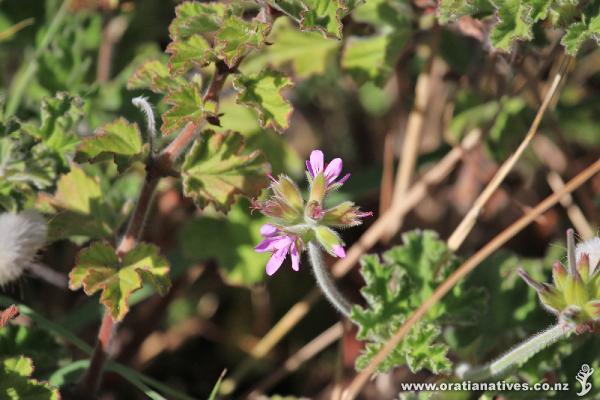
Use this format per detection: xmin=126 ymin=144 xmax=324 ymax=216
xmin=446 ymin=55 xmax=573 ymax=252
xmin=547 ymin=171 xmax=594 ymax=239
xmin=247 ymin=322 xmax=343 ymax=397
xmin=342 ymin=157 xmax=600 ymax=400
xmin=384 ymin=32 xmax=440 ymax=240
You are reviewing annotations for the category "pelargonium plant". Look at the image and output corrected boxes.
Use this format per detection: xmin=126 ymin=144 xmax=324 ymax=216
xmin=253 ymin=150 xmax=371 ymax=316
xmin=519 ymin=229 xmax=600 ymax=333
xmin=460 ymin=229 xmax=600 ymax=381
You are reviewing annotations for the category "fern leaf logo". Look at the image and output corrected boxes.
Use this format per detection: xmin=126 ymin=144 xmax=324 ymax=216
xmin=576 ymin=364 xmax=594 ymax=397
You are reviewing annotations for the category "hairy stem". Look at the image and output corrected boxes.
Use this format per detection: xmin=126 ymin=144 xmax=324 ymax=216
xmin=459 ymin=324 xmax=573 ymax=381
xmin=308 ymin=242 xmax=352 ymax=318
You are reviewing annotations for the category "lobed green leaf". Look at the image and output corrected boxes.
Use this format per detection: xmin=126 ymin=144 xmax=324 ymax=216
xmin=0 ymin=356 xmax=59 ymax=400
xmin=69 ymin=242 xmax=171 ymax=321
xmin=233 ymin=70 xmax=293 ymax=133
xmin=181 ymin=130 xmax=270 ymax=213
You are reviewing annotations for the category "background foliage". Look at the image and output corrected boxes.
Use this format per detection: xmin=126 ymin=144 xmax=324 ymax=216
xmin=0 ymin=0 xmax=599 ymax=399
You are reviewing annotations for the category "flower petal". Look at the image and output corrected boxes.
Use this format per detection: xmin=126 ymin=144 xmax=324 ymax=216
xmin=309 ymin=150 xmax=324 ymax=175
xmin=332 ymin=244 xmax=346 ymax=258
xmin=306 ymin=160 xmax=314 ymax=177
xmin=290 ymin=242 xmax=300 ymax=271
xmin=260 ymin=224 xmax=278 ymax=237
xmin=266 ymin=246 xmax=289 ymax=275
xmin=324 ymin=158 xmax=342 ymax=184
xmin=255 ymin=237 xmax=278 ymax=252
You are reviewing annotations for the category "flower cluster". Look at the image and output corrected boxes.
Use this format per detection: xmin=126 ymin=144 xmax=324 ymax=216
xmin=254 ymin=150 xmax=371 ymax=275
xmin=519 ymin=230 xmax=600 ymax=332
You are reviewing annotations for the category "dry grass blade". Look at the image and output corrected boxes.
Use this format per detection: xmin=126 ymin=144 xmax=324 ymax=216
xmin=547 ymin=171 xmax=594 ymax=239
xmin=247 ymin=322 xmax=343 ymax=397
xmin=446 ymin=55 xmax=573 ymax=252
xmin=341 ymin=157 xmax=600 ymax=400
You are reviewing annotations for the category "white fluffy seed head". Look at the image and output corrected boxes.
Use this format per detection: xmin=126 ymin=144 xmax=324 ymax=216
xmin=575 ymin=236 xmax=600 ymax=275
xmin=0 ymin=210 xmax=48 ymax=285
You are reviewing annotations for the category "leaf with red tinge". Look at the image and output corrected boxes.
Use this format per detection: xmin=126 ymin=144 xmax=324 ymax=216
xmin=69 ymin=242 xmax=171 ymax=321
xmin=161 ymin=79 xmax=218 ymax=136
xmin=233 ymin=70 xmax=293 ymax=133
xmin=128 ymin=59 xmax=185 ymax=93
xmin=300 ymin=0 xmax=348 ymax=39
xmin=166 ymin=34 xmax=214 ymax=74
xmin=182 ymin=130 xmax=271 ymax=213
xmin=214 ymin=16 xmax=270 ymax=68
xmin=169 ymin=1 xmax=225 ymax=41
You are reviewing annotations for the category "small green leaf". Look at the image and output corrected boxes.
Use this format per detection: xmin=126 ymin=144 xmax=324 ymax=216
xmin=77 ymin=118 xmax=145 ymax=171
xmin=242 ymin=18 xmax=340 ymax=78
xmin=22 ymin=92 xmax=84 ymax=165
xmin=128 ymin=59 xmax=184 ymax=93
xmin=342 ymin=33 xmax=406 ymax=85
xmin=161 ymin=79 xmax=216 ymax=136
xmin=341 ymin=0 xmax=411 ymax=85
xmin=561 ymin=3 xmax=600 ymax=55
xmin=214 ymin=16 xmax=270 ymax=68
xmin=166 ymin=34 xmax=214 ymax=75
xmin=39 ymin=165 xmax=120 ymax=240
xmin=0 ymin=356 xmax=59 ymax=400
xmin=0 ymin=325 xmax=62 ymax=372
xmin=69 ymin=242 xmax=171 ymax=321
xmin=233 ymin=70 xmax=293 ymax=132
xmin=169 ymin=1 xmax=225 ymax=41
xmin=181 ymin=130 xmax=270 ymax=213
xmin=490 ymin=0 xmax=535 ymax=51
xmin=300 ymin=0 xmax=348 ymax=39
xmin=437 ymin=0 xmax=494 ymax=24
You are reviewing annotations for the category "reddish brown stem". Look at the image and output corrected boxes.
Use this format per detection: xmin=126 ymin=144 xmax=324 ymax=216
xmin=116 ymin=175 xmax=160 ymax=257
xmin=76 ymin=43 xmax=238 ymax=399
xmin=78 ymin=312 xmax=114 ymax=394
xmin=76 ymin=175 xmax=159 ymax=396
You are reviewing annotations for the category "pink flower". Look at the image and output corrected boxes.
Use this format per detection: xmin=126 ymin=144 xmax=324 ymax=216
xmin=305 ymin=150 xmax=350 ymax=187
xmin=255 ymin=224 xmax=301 ymax=275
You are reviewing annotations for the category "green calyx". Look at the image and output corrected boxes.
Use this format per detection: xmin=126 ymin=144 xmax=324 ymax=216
xmin=519 ymin=230 xmax=600 ymax=327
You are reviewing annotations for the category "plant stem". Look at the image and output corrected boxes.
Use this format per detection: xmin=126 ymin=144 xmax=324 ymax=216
xmin=77 ymin=172 xmax=158 ymax=392
xmin=459 ymin=324 xmax=573 ymax=381
xmin=5 ymin=0 xmax=69 ymax=117
xmin=341 ymin=157 xmax=600 ymax=400
xmin=308 ymin=242 xmax=352 ymax=317
xmin=76 ymin=43 xmax=239 ymax=398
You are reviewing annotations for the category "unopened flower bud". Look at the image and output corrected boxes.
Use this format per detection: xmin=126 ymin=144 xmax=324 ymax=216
xmin=314 ymin=225 xmax=345 ymax=258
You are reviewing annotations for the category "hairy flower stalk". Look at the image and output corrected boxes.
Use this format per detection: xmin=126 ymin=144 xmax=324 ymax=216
xmin=458 ymin=229 xmax=600 ymax=381
xmin=254 ymin=150 xmax=371 ymax=315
